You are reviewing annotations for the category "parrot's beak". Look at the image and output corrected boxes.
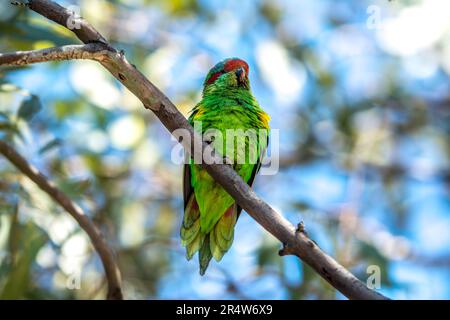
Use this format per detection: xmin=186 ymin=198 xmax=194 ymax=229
xmin=235 ymin=67 xmax=246 ymax=86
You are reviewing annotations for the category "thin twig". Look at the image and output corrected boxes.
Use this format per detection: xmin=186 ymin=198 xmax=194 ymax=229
xmin=0 ymin=140 xmax=123 ymax=300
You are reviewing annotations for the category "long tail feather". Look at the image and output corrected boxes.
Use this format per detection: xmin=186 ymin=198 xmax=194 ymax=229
xmin=210 ymin=204 xmax=237 ymax=261
xmin=181 ymin=195 xmax=238 ymax=275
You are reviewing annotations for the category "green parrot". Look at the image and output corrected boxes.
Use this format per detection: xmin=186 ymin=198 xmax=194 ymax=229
xmin=181 ymin=58 xmax=270 ymax=275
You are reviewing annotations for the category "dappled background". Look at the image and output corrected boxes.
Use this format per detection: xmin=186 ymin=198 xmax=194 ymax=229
xmin=0 ymin=0 xmax=449 ymax=299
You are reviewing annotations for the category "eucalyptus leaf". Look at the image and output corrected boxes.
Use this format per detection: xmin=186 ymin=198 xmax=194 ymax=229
xmin=17 ymin=95 xmax=42 ymax=121
xmin=38 ymin=138 xmax=61 ymax=155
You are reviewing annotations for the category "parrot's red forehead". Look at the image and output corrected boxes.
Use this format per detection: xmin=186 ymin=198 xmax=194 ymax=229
xmin=223 ymin=59 xmax=249 ymax=74
xmin=205 ymin=58 xmax=250 ymax=86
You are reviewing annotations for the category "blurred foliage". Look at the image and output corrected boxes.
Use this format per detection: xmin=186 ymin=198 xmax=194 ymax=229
xmin=0 ymin=0 xmax=449 ymax=299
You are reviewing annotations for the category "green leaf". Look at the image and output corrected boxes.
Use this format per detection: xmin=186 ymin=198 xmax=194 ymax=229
xmin=256 ymin=239 xmax=281 ymax=269
xmin=356 ymin=241 xmax=393 ymax=287
xmin=38 ymin=138 xmax=61 ymax=155
xmin=53 ymin=100 xmax=84 ymax=120
xmin=59 ymin=178 xmax=92 ymax=198
xmin=0 ymin=83 xmax=21 ymax=93
xmin=0 ymin=121 xmax=23 ymax=140
xmin=0 ymin=219 xmax=48 ymax=299
xmin=17 ymin=95 xmax=42 ymax=121
xmin=0 ymin=121 xmax=19 ymax=133
xmin=1 ymin=21 xmax=75 ymax=47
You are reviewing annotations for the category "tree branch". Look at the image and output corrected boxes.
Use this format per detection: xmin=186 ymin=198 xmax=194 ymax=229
xmin=0 ymin=140 xmax=123 ymax=300
xmin=1 ymin=0 xmax=389 ymax=300
xmin=0 ymin=44 xmax=110 ymax=66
